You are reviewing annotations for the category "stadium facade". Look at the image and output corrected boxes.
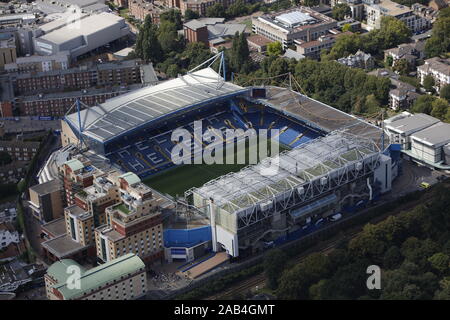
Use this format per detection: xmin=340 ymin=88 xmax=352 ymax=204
xmin=61 ymin=64 xmax=400 ymax=259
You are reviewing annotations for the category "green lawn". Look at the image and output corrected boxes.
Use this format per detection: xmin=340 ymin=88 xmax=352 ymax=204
xmin=144 ymin=139 xmax=288 ymax=197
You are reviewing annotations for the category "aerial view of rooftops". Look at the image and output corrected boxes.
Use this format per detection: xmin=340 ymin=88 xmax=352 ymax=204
xmin=0 ymin=0 xmax=449 ymax=311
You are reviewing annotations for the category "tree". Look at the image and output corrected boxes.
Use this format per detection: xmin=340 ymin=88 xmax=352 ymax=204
xmin=384 ymin=246 xmax=404 ymax=269
xmin=392 ymin=58 xmax=409 ymax=75
xmin=135 ymin=15 xmax=163 ymax=63
xmin=267 ymin=41 xmax=282 ymax=57
xmin=263 ymin=249 xmax=288 ymax=290
xmin=184 ymin=9 xmax=199 ymax=21
xmin=160 ymin=8 xmax=182 ymax=30
xmin=332 ymin=3 xmax=351 ymax=21
xmin=342 ymin=23 xmax=352 ymax=33
xmin=158 ymin=20 xmax=180 ymax=54
xmin=428 ymin=253 xmax=450 ymax=275
xmin=226 ymin=0 xmax=247 ymax=18
xmin=423 ymin=75 xmax=435 ymax=92
xmin=439 ymin=84 xmax=450 ymax=103
xmin=0 ymin=151 xmax=12 ymax=165
xmin=411 ymin=95 xmax=436 ymax=114
xmin=206 ymin=3 xmax=225 ymax=18
xmin=430 ymin=98 xmax=450 ymax=121
xmin=425 ymin=8 xmax=450 ymax=58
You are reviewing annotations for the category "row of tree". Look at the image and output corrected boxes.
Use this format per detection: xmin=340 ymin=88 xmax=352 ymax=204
xmin=264 ymin=182 xmax=450 ymax=299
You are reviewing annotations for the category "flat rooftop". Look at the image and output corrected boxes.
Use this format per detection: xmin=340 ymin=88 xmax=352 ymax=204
xmin=65 ymin=67 xmax=246 ymax=143
xmin=42 ymin=218 xmax=66 ymax=238
xmin=385 ymin=113 xmax=440 ymax=135
xmin=38 ymin=12 xmax=124 ymax=45
xmin=41 ymin=234 xmax=90 ymax=259
xmin=29 ymin=179 xmax=61 ymax=195
xmin=411 ymin=122 xmax=450 ymax=147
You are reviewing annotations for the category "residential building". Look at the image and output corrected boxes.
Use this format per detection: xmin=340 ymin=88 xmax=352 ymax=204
xmin=384 ymin=40 xmax=426 ymax=67
xmin=59 ymin=157 xmax=96 ymax=206
xmin=128 ymin=0 xmax=164 ymax=24
xmin=28 ymin=179 xmax=65 ymax=223
xmin=337 ymin=50 xmax=375 ymax=69
xmin=4 ymin=52 xmax=70 ymax=74
xmin=45 ymin=253 xmax=147 ymax=300
xmin=417 ymin=57 xmax=450 ymax=92
xmin=0 ymin=140 xmax=40 ymax=162
xmin=0 ymin=161 xmax=28 ymax=184
xmin=389 ymin=86 xmax=420 ymax=110
xmin=95 ymin=172 xmax=164 ymax=265
xmin=13 ymin=59 xmax=145 ymax=95
xmin=15 ymin=84 xmax=144 ymax=118
xmin=174 ymin=0 xmax=240 ymax=16
xmin=252 ymin=7 xmax=337 ymax=49
xmin=364 ymin=0 xmax=431 ymax=32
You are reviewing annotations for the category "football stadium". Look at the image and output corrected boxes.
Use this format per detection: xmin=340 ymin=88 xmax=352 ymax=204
xmin=61 ymin=55 xmax=401 ymax=259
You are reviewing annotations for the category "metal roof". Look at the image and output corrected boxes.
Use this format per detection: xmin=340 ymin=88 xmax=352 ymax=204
xmin=275 ymin=11 xmax=316 ymax=27
xmin=65 ymin=67 xmax=245 ymax=143
xmin=384 ymin=113 xmax=440 ymax=135
xmin=191 ymin=131 xmax=380 ymax=214
xmin=411 ymin=122 xmax=450 ymax=147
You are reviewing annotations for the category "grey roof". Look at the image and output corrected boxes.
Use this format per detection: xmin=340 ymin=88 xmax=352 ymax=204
xmin=411 ymin=122 xmax=450 ymax=147
xmin=283 ymin=49 xmax=305 ymax=61
xmin=38 ymin=12 xmax=124 ymax=45
xmin=208 ymin=23 xmax=246 ymax=40
xmin=29 ymin=179 xmax=62 ymax=195
xmin=42 ymin=218 xmax=66 ymax=237
xmin=184 ymin=17 xmax=225 ymax=30
xmin=41 ymin=234 xmax=90 ymax=258
xmin=65 ymin=68 xmax=246 ymax=143
xmin=385 ymin=113 xmax=440 ymax=135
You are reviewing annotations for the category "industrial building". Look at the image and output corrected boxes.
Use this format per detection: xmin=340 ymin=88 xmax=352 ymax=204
xmin=384 ymin=112 xmax=450 ymax=170
xmin=34 ymin=12 xmax=130 ymax=59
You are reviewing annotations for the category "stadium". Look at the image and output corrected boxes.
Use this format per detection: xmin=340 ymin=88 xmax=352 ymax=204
xmin=61 ymin=54 xmax=401 ymax=260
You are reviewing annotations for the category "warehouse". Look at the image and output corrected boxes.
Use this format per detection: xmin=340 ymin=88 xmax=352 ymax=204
xmin=34 ymin=12 xmax=129 ymax=59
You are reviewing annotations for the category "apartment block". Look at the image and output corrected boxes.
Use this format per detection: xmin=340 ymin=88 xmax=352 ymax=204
xmin=95 ymin=172 xmax=164 ymax=265
xmin=45 ymin=253 xmax=147 ymax=300
xmin=417 ymin=57 xmax=450 ymax=93
xmin=28 ymin=179 xmax=65 ymax=223
xmin=252 ymin=7 xmax=337 ymax=49
xmin=296 ymin=31 xmax=348 ymax=59
xmin=128 ymin=0 xmax=163 ymax=24
xmin=0 ymin=139 xmax=40 ymax=162
xmin=4 ymin=52 xmax=70 ymax=74
xmin=59 ymin=157 xmax=96 ymax=206
xmin=0 ymin=34 xmax=17 ymax=70
xmin=13 ymin=60 xmax=144 ymax=95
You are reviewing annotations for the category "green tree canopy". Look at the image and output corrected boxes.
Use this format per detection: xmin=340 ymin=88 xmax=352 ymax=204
xmin=184 ymin=9 xmax=199 ymax=21
xmin=267 ymin=41 xmax=282 ymax=57
xmin=332 ymin=3 xmax=351 ymax=21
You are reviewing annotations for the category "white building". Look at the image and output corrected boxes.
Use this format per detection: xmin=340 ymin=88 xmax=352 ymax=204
xmin=417 ymin=57 xmax=450 ymax=93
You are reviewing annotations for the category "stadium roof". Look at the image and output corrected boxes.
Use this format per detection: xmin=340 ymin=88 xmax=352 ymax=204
xmin=65 ymin=67 xmax=246 ymax=143
xmin=191 ymin=131 xmax=380 ymax=214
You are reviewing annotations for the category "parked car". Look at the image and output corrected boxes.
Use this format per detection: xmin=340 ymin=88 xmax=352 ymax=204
xmin=329 ymin=213 xmax=342 ymax=222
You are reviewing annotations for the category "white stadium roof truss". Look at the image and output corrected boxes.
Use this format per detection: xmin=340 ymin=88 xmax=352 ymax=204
xmin=187 ymin=131 xmax=381 ymax=229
